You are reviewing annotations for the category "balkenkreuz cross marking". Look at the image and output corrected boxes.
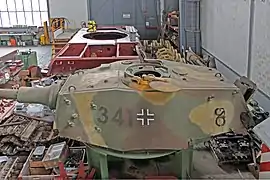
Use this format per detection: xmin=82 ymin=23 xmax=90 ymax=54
xmin=136 ymin=109 xmax=155 ymax=126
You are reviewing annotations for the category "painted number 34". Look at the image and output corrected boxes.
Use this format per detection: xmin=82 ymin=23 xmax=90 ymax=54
xmin=96 ymin=106 xmax=132 ymax=126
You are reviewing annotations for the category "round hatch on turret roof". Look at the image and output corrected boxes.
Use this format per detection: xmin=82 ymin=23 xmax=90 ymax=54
xmin=124 ymin=63 xmax=171 ymax=79
xmin=83 ymin=31 xmax=128 ymax=40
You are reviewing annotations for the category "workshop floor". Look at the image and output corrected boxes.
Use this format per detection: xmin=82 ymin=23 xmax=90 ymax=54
xmin=0 ymin=46 xmax=256 ymax=179
xmin=192 ymin=150 xmax=255 ymax=179
xmin=0 ymin=46 xmax=52 ymax=68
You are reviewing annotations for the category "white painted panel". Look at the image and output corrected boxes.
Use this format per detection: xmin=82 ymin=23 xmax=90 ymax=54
xmin=48 ymin=0 xmax=88 ymax=28
xmin=251 ymin=0 xmax=270 ymax=97
xmin=253 ymin=117 xmax=270 ymax=148
xmin=214 ymin=55 xmax=270 ymax=112
xmin=201 ymin=0 xmax=250 ymax=76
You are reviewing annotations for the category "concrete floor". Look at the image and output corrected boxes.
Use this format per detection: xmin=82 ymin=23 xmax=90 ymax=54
xmin=55 ymin=29 xmax=78 ymax=40
xmin=0 ymin=46 xmax=256 ymax=179
xmin=192 ymin=150 xmax=255 ymax=179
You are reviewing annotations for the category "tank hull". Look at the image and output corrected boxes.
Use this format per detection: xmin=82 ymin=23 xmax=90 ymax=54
xmin=48 ymin=26 xmax=140 ymax=75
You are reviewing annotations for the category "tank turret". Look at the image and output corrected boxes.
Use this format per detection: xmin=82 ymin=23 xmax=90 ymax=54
xmin=0 ymin=59 xmax=255 ymax=152
xmin=0 ymin=59 xmax=257 ymax=178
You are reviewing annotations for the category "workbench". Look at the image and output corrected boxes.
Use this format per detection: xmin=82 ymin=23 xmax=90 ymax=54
xmin=0 ymin=33 xmax=35 ymax=46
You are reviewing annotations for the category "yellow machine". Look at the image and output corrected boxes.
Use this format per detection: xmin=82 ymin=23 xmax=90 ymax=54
xmin=39 ymin=34 xmax=46 ymax=45
xmin=87 ymin=20 xmax=97 ymax=32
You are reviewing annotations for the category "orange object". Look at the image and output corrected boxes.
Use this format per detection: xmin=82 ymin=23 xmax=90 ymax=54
xmin=10 ymin=38 xmax=16 ymax=47
xmin=28 ymin=65 xmax=42 ymax=78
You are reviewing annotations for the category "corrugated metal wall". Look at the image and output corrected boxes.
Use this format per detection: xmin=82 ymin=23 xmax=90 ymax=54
xmin=200 ymin=0 xmax=270 ymax=111
xmin=179 ymin=0 xmax=201 ymax=54
xmin=164 ymin=0 xmax=179 ymax=12
xmin=88 ymin=0 xmax=178 ymax=39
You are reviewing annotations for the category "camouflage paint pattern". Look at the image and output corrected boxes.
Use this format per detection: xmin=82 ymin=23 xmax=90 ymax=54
xmin=55 ymin=59 xmax=248 ymax=151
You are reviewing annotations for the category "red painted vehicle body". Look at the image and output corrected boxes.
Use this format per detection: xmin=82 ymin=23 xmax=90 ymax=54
xmin=47 ymin=26 xmax=139 ymax=75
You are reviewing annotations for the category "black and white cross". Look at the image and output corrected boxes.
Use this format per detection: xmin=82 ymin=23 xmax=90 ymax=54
xmin=136 ymin=108 xmax=155 ymax=126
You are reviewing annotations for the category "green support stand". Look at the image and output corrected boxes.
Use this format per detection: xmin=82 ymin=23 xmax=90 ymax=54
xmin=86 ymin=147 xmax=109 ymax=179
xmin=86 ymin=145 xmax=194 ymax=179
xmin=99 ymin=153 xmax=109 ymax=179
xmin=177 ymin=149 xmax=193 ymax=179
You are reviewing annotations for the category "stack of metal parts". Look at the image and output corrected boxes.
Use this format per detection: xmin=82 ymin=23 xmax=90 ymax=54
xmin=142 ymin=40 xmax=209 ymax=66
xmin=240 ymin=99 xmax=269 ymax=145
xmin=125 ymin=26 xmax=139 ymax=42
xmin=143 ymin=40 xmax=184 ymax=62
xmin=0 ymin=156 xmax=27 ymax=179
xmin=248 ymin=99 xmax=269 ymax=126
xmin=0 ymin=114 xmax=58 ymax=155
xmin=184 ymin=47 xmax=209 ymax=66
xmin=209 ymin=131 xmax=253 ymax=166
xmin=244 ymin=99 xmax=269 ymax=154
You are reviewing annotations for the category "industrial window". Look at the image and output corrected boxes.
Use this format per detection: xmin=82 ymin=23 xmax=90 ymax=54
xmin=0 ymin=0 xmax=49 ymax=27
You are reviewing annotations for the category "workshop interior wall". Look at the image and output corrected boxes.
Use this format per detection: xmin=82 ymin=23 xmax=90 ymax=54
xmin=88 ymin=0 xmax=158 ymax=39
xmin=48 ymin=0 xmax=88 ymax=28
xmin=201 ymin=0 xmax=270 ymax=111
xmin=250 ymin=1 xmax=270 ymax=99
xmin=48 ymin=0 xmax=178 ymax=38
xmin=87 ymin=0 xmax=178 ymax=39
xmin=201 ymin=0 xmax=250 ymax=76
